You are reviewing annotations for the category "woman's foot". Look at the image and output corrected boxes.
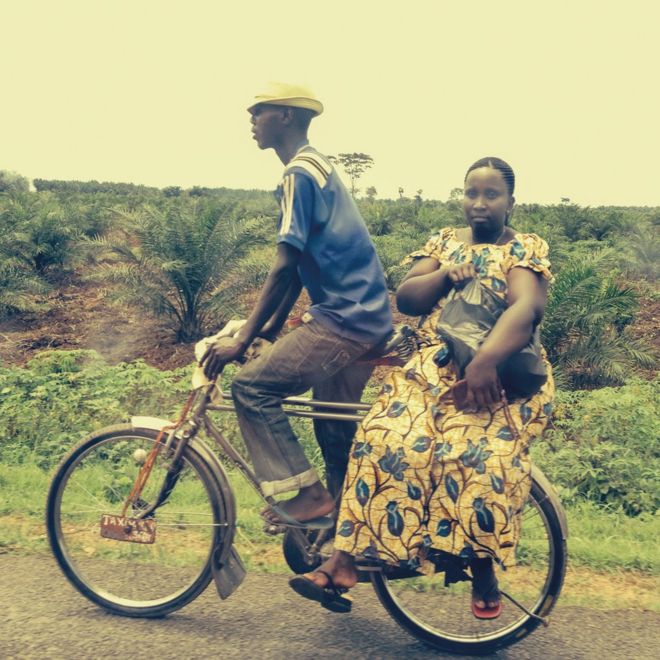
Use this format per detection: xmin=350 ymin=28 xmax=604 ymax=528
xmin=288 ymin=551 xmax=359 ymax=613
xmin=470 ymin=557 xmax=502 ymax=619
xmin=261 ymin=481 xmax=335 ymax=525
xmin=306 ymin=551 xmax=359 ymax=590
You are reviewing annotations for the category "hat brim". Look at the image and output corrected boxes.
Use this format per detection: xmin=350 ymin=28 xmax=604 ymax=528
xmin=247 ymin=97 xmax=323 ymax=116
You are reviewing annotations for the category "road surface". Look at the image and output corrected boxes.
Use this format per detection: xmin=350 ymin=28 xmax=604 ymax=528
xmin=2 ymin=555 xmax=658 ymax=659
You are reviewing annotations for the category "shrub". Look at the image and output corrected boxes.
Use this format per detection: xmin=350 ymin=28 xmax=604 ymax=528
xmin=0 ymin=261 xmax=49 ymax=317
xmin=532 ymin=378 xmax=660 ymax=516
xmin=0 ymin=350 xmax=191 ymax=469
xmin=0 ymin=351 xmax=324 ymax=475
xmin=372 ymin=234 xmax=421 ymax=290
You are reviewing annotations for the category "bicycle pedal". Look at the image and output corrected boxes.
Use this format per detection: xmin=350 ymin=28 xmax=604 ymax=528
xmin=263 ymin=522 xmax=287 ymax=536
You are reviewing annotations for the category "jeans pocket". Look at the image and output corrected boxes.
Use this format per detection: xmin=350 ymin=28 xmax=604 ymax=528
xmin=320 ymin=347 xmax=352 ymax=376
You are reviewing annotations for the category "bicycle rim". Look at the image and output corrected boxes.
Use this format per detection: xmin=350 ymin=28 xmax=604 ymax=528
xmin=47 ymin=426 xmax=222 ymax=616
xmin=371 ymin=479 xmax=566 ymax=654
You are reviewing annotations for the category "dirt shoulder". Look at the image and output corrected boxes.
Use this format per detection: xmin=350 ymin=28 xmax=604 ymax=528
xmin=0 ymin=270 xmax=414 ymax=372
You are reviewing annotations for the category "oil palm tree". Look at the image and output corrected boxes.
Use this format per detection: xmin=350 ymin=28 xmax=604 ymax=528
xmin=0 ymin=191 xmax=79 ymax=276
xmin=90 ymin=198 xmax=270 ymax=342
xmin=542 ymin=251 xmax=655 ymax=388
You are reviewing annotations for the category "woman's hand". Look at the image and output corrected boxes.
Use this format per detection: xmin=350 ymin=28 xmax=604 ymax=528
xmin=397 ymin=260 xmax=477 ymax=316
xmin=445 ymin=263 xmax=477 ymax=289
xmin=463 ymin=356 xmax=502 ymax=409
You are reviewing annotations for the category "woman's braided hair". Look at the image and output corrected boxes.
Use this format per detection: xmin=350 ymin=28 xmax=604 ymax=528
xmin=465 ymin=157 xmax=515 ymax=195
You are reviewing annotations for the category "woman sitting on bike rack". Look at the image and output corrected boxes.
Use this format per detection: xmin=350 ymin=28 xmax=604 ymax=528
xmin=289 ymin=157 xmax=556 ymax=620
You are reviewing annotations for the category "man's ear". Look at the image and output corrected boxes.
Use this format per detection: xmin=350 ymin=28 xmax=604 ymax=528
xmin=280 ymin=107 xmax=295 ymax=125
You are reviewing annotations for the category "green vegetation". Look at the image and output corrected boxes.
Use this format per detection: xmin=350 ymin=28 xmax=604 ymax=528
xmin=532 ymin=379 xmax=659 ymax=516
xmin=0 ymin=350 xmax=320 ymax=471
xmin=0 ymin=177 xmax=658 ymax=595
xmin=0 ymin=179 xmax=657 ymax=383
xmin=0 ymin=351 xmax=191 ymax=469
xmin=88 ymin=200 xmax=270 ymax=341
xmin=541 ymin=252 xmax=655 ymax=388
xmin=0 ymin=353 xmax=657 ymax=610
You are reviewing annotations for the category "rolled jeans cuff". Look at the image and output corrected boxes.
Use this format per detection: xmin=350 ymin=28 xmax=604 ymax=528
xmin=259 ymin=467 xmax=320 ymax=498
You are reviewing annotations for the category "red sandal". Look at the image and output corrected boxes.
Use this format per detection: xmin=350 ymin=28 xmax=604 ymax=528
xmin=471 ymin=562 xmax=503 ymax=620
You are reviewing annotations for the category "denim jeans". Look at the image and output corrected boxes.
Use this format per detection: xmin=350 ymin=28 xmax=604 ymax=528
xmin=231 ymin=319 xmax=373 ymax=497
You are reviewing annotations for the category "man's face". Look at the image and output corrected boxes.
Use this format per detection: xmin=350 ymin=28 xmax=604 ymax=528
xmin=249 ymin=104 xmax=286 ymax=150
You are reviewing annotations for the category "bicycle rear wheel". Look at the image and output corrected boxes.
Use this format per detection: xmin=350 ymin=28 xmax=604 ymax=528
xmin=370 ymin=476 xmax=567 ymax=655
xmin=47 ymin=425 xmax=227 ymax=617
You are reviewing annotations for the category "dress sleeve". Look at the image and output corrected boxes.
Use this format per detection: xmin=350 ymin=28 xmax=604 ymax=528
xmin=506 ymin=233 xmax=553 ymax=281
xmin=402 ymin=227 xmax=452 ymax=265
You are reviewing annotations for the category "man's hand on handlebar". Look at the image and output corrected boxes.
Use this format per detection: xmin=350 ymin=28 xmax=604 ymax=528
xmin=201 ymin=336 xmax=247 ymax=380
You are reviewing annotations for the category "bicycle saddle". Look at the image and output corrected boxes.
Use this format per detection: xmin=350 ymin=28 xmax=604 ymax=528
xmin=360 ymin=324 xmax=416 ymax=361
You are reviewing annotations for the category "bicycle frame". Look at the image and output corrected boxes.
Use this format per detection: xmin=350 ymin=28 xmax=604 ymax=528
xmin=126 ymin=381 xmax=375 ymax=521
xmin=49 ymin=324 xmax=567 ymax=649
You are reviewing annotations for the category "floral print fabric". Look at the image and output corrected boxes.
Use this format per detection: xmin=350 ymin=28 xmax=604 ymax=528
xmin=334 ymin=228 xmax=555 ymax=568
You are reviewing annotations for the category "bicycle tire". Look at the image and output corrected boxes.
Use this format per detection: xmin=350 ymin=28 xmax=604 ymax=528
xmin=370 ymin=475 xmax=567 ymax=655
xmin=46 ymin=424 xmax=230 ymax=618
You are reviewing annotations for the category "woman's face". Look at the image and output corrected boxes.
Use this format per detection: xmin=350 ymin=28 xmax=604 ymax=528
xmin=463 ymin=167 xmax=514 ymax=237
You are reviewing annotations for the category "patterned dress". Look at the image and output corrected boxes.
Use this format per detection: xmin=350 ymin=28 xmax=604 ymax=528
xmin=333 ymin=228 xmax=555 ymax=569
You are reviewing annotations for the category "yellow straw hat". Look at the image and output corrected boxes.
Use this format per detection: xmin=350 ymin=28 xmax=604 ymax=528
xmin=247 ymin=82 xmax=324 ymax=116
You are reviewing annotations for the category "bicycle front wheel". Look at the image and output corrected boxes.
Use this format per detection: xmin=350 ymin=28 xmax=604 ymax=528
xmin=370 ymin=476 xmax=567 ymax=655
xmin=46 ymin=424 xmax=227 ymax=617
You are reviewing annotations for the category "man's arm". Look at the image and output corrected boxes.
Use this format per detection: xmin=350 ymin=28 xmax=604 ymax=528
xmin=202 ymin=242 xmax=301 ymax=379
xmin=258 ymin=271 xmax=302 ymax=341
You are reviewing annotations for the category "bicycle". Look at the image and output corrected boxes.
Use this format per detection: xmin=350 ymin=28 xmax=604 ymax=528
xmin=46 ymin=326 xmax=568 ymax=655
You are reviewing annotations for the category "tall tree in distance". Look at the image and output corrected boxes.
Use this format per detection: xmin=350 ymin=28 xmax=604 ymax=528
xmin=0 ymin=170 xmax=30 ymax=193
xmin=328 ymin=153 xmax=374 ymax=197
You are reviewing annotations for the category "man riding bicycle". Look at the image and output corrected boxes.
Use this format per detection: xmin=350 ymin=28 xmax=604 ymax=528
xmin=201 ymin=82 xmax=393 ymax=529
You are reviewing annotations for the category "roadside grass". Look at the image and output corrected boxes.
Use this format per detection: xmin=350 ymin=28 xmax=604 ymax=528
xmin=1 ymin=463 xmax=658 ymax=611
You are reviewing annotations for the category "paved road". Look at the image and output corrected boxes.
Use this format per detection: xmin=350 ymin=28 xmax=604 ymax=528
xmin=2 ymin=554 xmax=658 ymax=659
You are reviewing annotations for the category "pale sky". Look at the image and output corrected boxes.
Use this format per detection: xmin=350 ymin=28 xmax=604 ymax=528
xmin=2 ymin=0 xmax=659 ymax=206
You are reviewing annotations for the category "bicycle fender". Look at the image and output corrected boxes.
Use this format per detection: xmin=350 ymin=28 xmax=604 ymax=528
xmin=130 ymin=416 xmax=240 ymax=563
xmin=212 ymin=545 xmax=247 ymax=599
xmin=131 ymin=416 xmax=172 ymax=431
xmin=531 ymin=465 xmax=569 ymax=539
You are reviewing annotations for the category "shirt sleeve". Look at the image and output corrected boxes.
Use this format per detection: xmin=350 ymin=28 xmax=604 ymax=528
xmin=276 ymin=172 xmax=316 ymax=252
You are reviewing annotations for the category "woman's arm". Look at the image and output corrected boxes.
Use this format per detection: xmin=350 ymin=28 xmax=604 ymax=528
xmin=396 ymin=257 xmax=477 ymax=316
xmin=464 ymin=267 xmax=548 ymax=408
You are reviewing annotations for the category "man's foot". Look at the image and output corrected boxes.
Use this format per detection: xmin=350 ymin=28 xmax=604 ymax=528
xmin=261 ymin=482 xmax=335 ymax=525
xmin=470 ymin=557 xmax=502 ymax=619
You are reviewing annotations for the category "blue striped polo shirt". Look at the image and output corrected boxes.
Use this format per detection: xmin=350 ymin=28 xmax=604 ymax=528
xmin=274 ymin=146 xmax=393 ymax=345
